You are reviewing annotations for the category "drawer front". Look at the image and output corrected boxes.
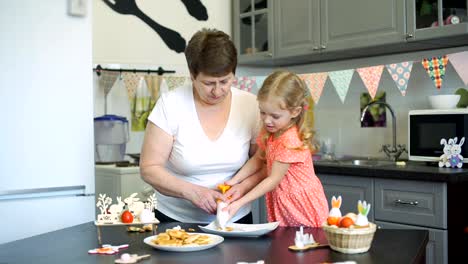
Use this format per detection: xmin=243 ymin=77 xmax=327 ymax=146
xmin=374 ymin=179 xmax=447 ymax=228
xmin=376 ymin=221 xmax=447 ymax=264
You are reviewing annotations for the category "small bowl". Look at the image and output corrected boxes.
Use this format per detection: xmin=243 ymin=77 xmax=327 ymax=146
xmin=428 ymin=95 xmax=460 ymax=109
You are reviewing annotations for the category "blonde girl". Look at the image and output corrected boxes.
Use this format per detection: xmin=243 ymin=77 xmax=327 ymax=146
xmin=224 ymin=70 xmax=328 ymax=227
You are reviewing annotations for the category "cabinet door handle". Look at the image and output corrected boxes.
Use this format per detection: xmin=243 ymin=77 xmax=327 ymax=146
xmin=312 ymin=46 xmax=319 ymax=50
xmin=406 ymin=33 xmax=414 ymax=39
xmin=320 ymin=45 xmax=326 ymax=49
xmin=394 ymin=199 xmax=419 ymax=206
xmin=264 ymin=52 xmax=273 ymax=57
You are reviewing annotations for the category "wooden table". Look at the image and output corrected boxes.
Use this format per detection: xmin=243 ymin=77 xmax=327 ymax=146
xmin=0 ymin=222 xmax=428 ymax=264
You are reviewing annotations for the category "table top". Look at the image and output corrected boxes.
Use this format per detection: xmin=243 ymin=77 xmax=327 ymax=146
xmin=0 ymin=222 xmax=428 ymax=264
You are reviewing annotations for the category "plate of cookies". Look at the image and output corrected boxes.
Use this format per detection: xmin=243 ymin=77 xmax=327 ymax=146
xmin=143 ymin=227 xmax=224 ymax=252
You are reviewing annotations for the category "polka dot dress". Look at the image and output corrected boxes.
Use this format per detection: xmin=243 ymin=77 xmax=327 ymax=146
xmin=257 ymin=126 xmax=328 ymax=227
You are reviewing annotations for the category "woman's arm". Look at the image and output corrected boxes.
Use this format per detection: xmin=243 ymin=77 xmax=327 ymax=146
xmin=224 ymin=160 xmax=290 ymax=217
xmin=140 ymin=123 xmax=223 ymax=214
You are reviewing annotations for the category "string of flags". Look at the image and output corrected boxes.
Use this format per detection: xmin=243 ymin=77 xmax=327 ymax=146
xmin=98 ymin=51 xmax=468 ymax=131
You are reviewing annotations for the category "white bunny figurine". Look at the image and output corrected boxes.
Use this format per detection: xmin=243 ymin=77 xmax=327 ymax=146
xmin=124 ymin=193 xmax=145 ymax=217
xmin=449 ymin=137 xmax=465 ymax=168
xmin=439 ymin=138 xmax=453 ymax=168
xmin=355 ymin=200 xmax=371 ymax=227
xmin=108 ymin=196 xmax=125 ymax=215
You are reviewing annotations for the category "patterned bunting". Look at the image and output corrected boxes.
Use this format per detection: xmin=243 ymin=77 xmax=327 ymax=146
xmin=328 ymin=69 xmax=354 ymax=103
xmin=163 ymin=76 xmax=189 ymax=91
xmin=356 ymin=65 xmax=384 ymax=99
xmin=386 ymin=62 xmax=413 ymax=96
xmin=299 ymin=73 xmax=328 ymax=104
xmin=122 ymin=72 xmax=140 ymax=100
xmin=448 ymin=51 xmax=468 ymax=86
xmin=421 ymin=55 xmax=448 ymax=89
xmin=98 ymin=71 xmax=119 ymax=96
xmin=233 ymin=76 xmax=257 ymax=93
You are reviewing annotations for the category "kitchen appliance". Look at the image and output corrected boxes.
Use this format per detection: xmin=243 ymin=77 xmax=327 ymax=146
xmin=408 ymin=109 xmax=468 ymax=163
xmin=94 ymin=115 xmax=129 ymax=163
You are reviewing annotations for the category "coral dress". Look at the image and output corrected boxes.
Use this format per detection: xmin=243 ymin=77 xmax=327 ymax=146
xmin=258 ymin=126 xmax=328 ymax=227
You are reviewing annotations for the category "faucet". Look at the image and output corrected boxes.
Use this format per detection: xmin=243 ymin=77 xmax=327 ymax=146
xmin=360 ymin=101 xmax=407 ymax=161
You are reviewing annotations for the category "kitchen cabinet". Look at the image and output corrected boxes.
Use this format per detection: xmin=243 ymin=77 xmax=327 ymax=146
xmin=317 ymin=174 xmax=374 ymax=221
xmin=232 ymin=0 xmax=274 ymax=64
xmin=407 ymin=0 xmax=468 ymax=41
xmin=274 ymin=0 xmax=406 ymax=59
xmin=233 ymin=0 xmax=467 ymax=65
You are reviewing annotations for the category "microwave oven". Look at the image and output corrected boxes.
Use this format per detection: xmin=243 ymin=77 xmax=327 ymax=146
xmin=408 ymin=109 xmax=468 ymax=163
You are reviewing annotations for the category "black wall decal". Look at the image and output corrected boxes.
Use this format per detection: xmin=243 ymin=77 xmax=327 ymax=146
xmin=180 ymin=0 xmax=208 ymax=21
xmin=102 ymin=0 xmax=190 ymax=53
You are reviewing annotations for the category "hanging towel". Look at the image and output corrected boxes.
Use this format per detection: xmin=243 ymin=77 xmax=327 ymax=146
xmin=131 ymin=77 xmax=151 ymax=131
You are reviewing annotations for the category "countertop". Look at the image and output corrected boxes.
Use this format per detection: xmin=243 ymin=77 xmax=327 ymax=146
xmin=0 ymin=222 xmax=428 ymax=264
xmin=314 ymin=159 xmax=468 ymax=183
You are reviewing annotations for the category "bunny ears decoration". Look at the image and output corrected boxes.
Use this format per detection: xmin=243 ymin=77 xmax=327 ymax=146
xmin=355 ymin=200 xmax=371 ymax=227
xmin=439 ymin=137 xmax=465 ymax=168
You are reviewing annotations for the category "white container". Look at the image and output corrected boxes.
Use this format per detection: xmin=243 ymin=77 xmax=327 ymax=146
xmin=428 ymin=95 xmax=460 ymax=109
xmin=94 ymin=115 xmax=129 ymax=162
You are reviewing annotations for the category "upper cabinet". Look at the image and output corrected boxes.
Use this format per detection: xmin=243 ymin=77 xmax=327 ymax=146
xmin=275 ymin=0 xmax=406 ymax=59
xmin=233 ymin=0 xmax=468 ymax=65
xmin=232 ymin=0 xmax=274 ymax=64
xmin=407 ymin=0 xmax=468 ymax=41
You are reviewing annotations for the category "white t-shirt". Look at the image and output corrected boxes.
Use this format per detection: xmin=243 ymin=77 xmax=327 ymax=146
xmin=147 ymin=84 xmax=260 ymax=223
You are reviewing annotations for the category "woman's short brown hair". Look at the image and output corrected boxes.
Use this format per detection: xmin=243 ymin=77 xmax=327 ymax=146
xmin=185 ymin=28 xmax=237 ymax=78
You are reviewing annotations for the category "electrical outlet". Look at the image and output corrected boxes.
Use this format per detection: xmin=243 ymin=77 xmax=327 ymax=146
xmin=68 ymin=0 xmax=87 ymax=17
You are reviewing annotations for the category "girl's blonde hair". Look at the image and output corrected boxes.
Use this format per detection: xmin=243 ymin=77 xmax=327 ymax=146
xmin=257 ymin=70 xmax=318 ymax=153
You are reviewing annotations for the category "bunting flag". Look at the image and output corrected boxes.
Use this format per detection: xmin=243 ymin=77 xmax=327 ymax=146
xmin=253 ymin=76 xmax=267 ymax=94
xmin=328 ymin=69 xmax=354 ymax=103
xmin=448 ymin=51 xmax=468 ymax=86
xmin=386 ymin=62 xmax=413 ymax=96
xmin=98 ymin=71 xmax=119 ymax=96
xmin=233 ymin=76 xmax=257 ymax=93
xmin=122 ymin=72 xmax=140 ymax=100
xmin=421 ymin=55 xmax=448 ymax=89
xmin=299 ymin=73 xmax=328 ymax=104
xmin=163 ymin=76 xmax=189 ymax=91
xmin=356 ymin=65 xmax=384 ymax=99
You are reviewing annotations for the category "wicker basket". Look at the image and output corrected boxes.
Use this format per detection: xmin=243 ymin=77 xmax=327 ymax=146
xmin=322 ymin=223 xmax=376 ymax=254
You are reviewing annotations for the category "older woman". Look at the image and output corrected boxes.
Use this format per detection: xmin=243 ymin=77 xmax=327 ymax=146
xmin=140 ymin=28 xmax=264 ymax=224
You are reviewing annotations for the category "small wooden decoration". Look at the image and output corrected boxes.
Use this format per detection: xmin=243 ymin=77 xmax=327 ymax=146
xmin=88 ymin=244 xmax=129 ymax=255
xmin=115 ymin=253 xmax=151 ymax=264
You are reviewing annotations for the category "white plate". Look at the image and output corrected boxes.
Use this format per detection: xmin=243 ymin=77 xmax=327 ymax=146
xmin=198 ymin=221 xmax=279 ymax=237
xmin=143 ymin=233 xmax=224 ymax=252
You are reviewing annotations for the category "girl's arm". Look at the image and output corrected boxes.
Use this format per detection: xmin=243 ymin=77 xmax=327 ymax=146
xmin=225 ymin=149 xmax=264 ymax=186
xmin=224 ymin=160 xmax=290 ymax=217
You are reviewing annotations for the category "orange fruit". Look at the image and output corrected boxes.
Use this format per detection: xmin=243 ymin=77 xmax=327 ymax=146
xmin=339 ymin=216 xmax=354 ymax=228
xmin=217 ymin=184 xmax=231 ymax=194
xmin=327 ymin=216 xmax=341 ymax=226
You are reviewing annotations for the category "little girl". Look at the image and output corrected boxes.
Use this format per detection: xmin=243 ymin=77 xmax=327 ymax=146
xmin=224 ymin=70 xmax=328 ymax=227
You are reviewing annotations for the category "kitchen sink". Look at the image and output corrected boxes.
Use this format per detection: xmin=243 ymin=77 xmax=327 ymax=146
xmin=315 ymin=158 xmax=397 ymax=167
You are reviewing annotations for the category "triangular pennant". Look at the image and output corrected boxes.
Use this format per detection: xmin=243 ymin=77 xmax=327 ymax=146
xmin=328 ymin=69 xmax=354 ymax=103
xmin=254 ymin=76 xmax=267 ymax=94
xmin=386 ymin=62 xmax=413 ymax=96
xmin=448 ymin=51 xmax=468 ymax=86
xmin=299 ymin=73 xmax=328 ymax=104
xmin=233 ymin=76 xmax=257 ymax=93
xmin=144 ymin=75 xmax=163 ymax=110
xmin=356 ymin=65 xmax=384 ymax=99
xmin=122 ymin=72 xmax=140 ymax=100
xmin=421 ymin=55 xmax=448 ymax=89
xmin=98 ymin=71 xmax=119 ymax=96
xmin=163 ymin=76 xmax=189 ymax=91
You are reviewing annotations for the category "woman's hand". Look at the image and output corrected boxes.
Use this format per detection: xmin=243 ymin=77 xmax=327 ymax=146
xmin=185 ymin=186 xmax=224 ymax=215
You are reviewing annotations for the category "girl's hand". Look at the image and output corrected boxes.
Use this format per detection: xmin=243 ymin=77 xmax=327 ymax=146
xmin=223 ymin=182 xmax=247 ymax=202
xmin=223 ymin=200 xmax=243 ymax=219
xmin=224 ymin=178 xmax=238 ymax=186
xmin=185 ymin=186 xmax=224 ymax=215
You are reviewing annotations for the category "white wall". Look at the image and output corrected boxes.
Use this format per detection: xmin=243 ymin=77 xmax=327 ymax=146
xmin=93 ymin=0 xmax=233 ymax=154
xmin=0 ymin=0 xmax=95 ymax=244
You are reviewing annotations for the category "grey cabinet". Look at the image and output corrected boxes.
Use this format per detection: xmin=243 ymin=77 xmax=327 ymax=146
xmin=317 ymin=174 xmax=374 ymax=221
xmin=274 ymin=0 xmax=406 ymax=59
xmin=232 ymin=0 xmax=274 ymax=64
xmin=406 ymin=0 xmax=468 ymax=41
xmin=233 ymin=0 xmax=468 ymax=65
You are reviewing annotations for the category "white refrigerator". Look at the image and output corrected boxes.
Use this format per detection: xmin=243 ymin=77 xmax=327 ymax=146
xmin=0 ymin=1 xmax=95 ymax=244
